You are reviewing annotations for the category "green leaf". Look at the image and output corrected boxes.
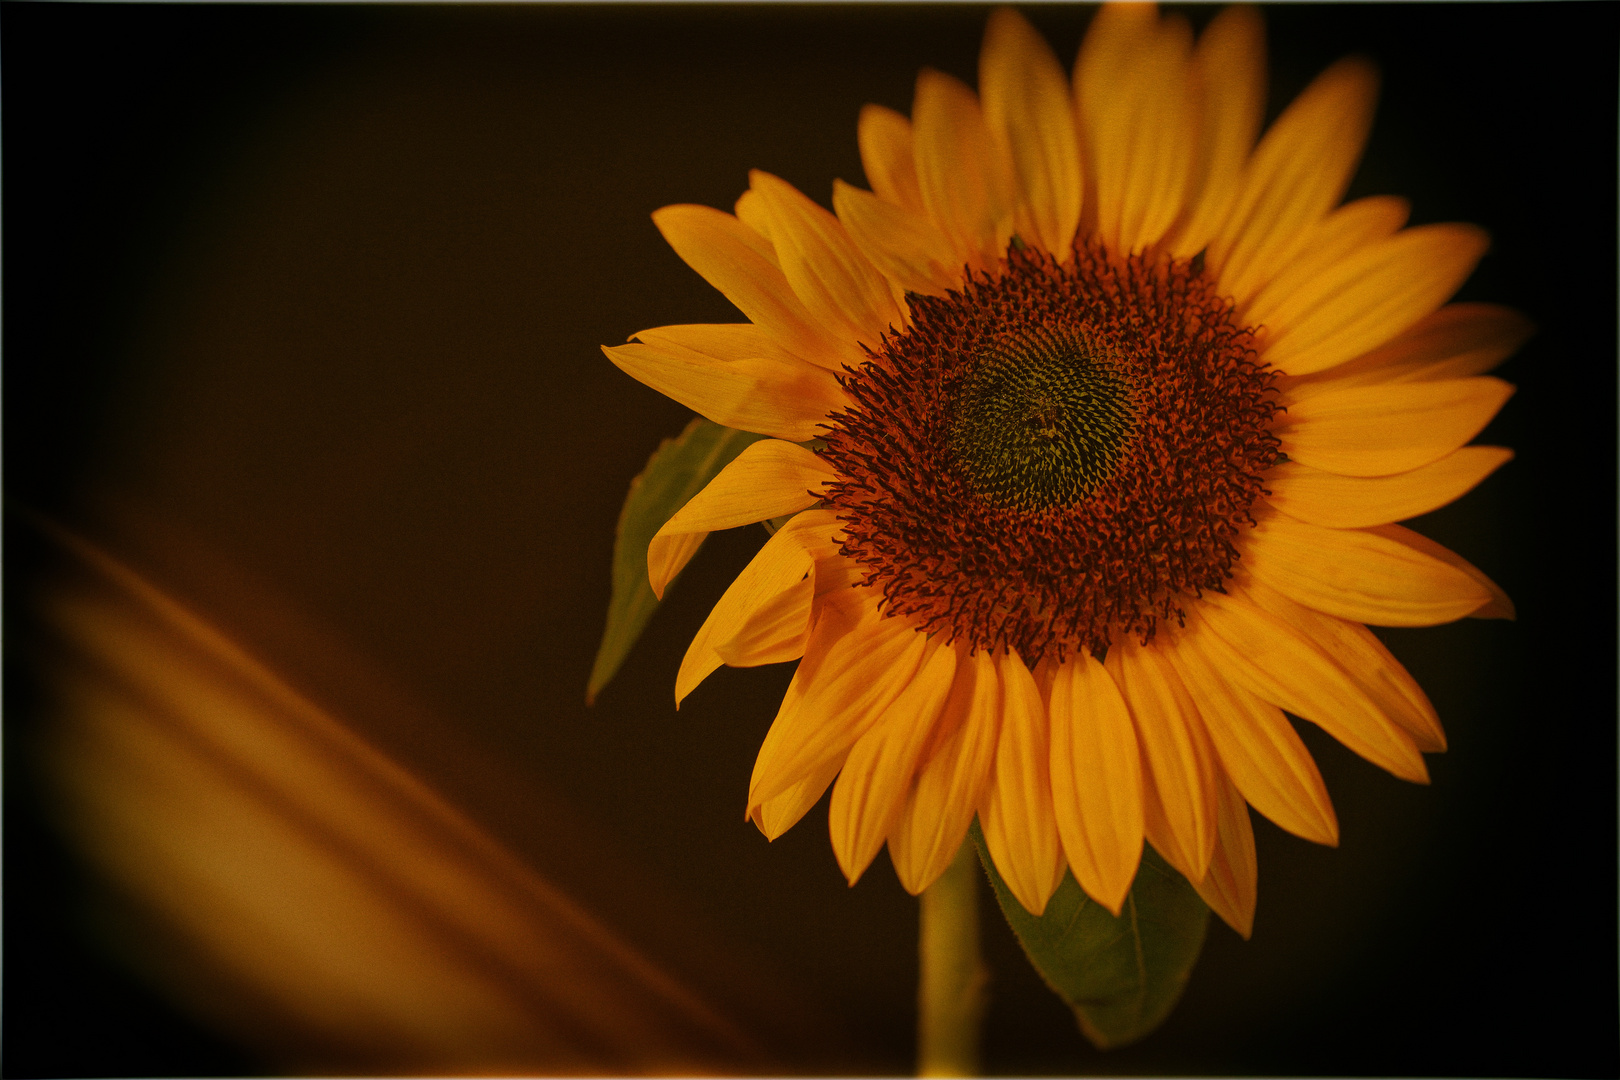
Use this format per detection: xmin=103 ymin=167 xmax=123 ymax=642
xmin=970 ymin=822 xmax=1209 ymax=1049
xmin=586 ymin=417 xmax=767 ymax=704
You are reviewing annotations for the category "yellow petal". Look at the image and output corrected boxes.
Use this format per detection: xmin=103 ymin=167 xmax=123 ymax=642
xmin=752 ymin=753 xmax=841 ymax=842
xmin=1241 ymin=578 xmax=1446 ymax=753
xmin=912 ymin=67 xmax=1008 ymax=269
xmin=1244 ymin=510 xmax=1492 ymax=627
xmin=978 ymin=650 xmax=1064 ymax=915
xmin=858 ymin=103 xmax=925 ymax=215
xmin=1106 ymin=637 xmax=1218 ymax=882
xmin=1047 ymin=651 xmax=1144 ymax=915
xmin=1076 ymin=6 xmax=1195 ymax=253
xmin=748 ymin=170 xmax=903 ymax=346
xmin=1367 ymin=523 xmax=1514 ymax=620
xmin=649 ymin=440 xmax=834 ymax=598
xmin=747 ymin=592 xmax=925 ymax=811
xmin=1168 ymin=624 xmax=1338 ymax=846
xmin=676 ymin=510 xmax=840 ymax=706
xmin=979 ymin=7 xmax=1081 ymax=256
xmin=888 ymin=647 xmax=1002 ymax=895
xmin=1277 ymin=377 xmax=1515 ymax=477
xmin=1240 ymin=195 xmax=1409 ymax=329
xmin=714 ymin=572 xmax=816 ymax=669
xmin=1260 ymin=224 xmax=1491 ymax=376
xmin=604 ymin=327 xmax=847 ymax=443
xmin=1286 ymin=302 xmax=1534 ymax=400
xmin=828 ymin=638 xmax=958 ymax=885
xmin=1170 ymin=5 xmax=1265 ymax=257
xmin=833 ymin=179 xmax=958 ymax=297
xmin=1213 ymin=57 xmax=1379 ymax=308
xmin=1191 ymin=771 xmax=1258 ymax=939
xmin=1195 ymin=590 xmax=1429 ymax=783
xmin=651 ymin=204 xmax=851 ymax=370
xmin=1264 ymin=447 xmax=1514 ymax=529
xmin=732 ymin=189 xmax=778 ymax=263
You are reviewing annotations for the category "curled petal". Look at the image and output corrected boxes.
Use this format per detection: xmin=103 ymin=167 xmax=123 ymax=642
xmin=828 ymin=638 xmax=958 ymax=885
xmin=676 ymin=510 xmax=840 ymax=706
xmin=649 ymin=440 xmax=834 ymax=598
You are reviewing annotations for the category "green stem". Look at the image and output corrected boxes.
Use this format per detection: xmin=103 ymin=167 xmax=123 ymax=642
xmin=917 ymin=838 xmax=987 ymax=1077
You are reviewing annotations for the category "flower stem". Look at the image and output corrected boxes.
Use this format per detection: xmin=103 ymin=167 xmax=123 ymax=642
xmin=917 ymin=838 xmax=987 ymax=1077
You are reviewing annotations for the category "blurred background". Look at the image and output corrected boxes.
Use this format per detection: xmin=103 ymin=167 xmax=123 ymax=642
xmin=4 ymin=3 xmax=1616 ymax=1076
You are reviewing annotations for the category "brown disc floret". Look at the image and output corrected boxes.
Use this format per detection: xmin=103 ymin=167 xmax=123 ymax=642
xmin=820 ymin=240 xmax=1281 ymax=663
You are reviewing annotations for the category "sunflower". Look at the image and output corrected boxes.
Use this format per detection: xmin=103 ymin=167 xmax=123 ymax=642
xmin=603 ymin=4 xmax=1520 ymax=936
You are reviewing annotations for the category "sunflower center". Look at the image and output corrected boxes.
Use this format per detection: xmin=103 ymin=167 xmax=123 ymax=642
xmin=947 ymin=327 xmax=1134 ymax=513
xmin=821 ymin=241 xmax=1281 ymax=662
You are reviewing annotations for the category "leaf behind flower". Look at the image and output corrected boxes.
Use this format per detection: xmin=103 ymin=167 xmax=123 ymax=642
xmin=970 ymin=821 xmax=1209 ymax=1049
xmin=587 ymin=418 xmax=766 ymax=703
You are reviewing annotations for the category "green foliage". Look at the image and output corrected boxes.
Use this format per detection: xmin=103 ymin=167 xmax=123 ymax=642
xmin=970 ymin=822 xmax=1209 ymax=1049
xmin=586 ymin=417 xmax=765 ymax=703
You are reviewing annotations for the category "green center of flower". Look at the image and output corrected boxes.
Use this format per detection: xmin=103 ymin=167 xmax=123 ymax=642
xmin=947 ymin=328 xmax=1134 ymax=514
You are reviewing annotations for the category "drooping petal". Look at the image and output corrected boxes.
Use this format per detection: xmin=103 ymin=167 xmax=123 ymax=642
xmin=978 ymin=650 xmax=1065 ymax=915
xmin=1264 ymin=447 xmax=1514 ymax=529
xmin=1244 ymin=511 xmax=1492 ymax=627
xmin=1212 ymin=57 xmax=1379 ymax=309
xmin=1192 ymin=771 xmax=1259 ymax=939
xmin=833 ymin=179 xmax=958 ymax=297
xmin=1241 ymin=578 xmax=1447 ymax=753
xmin=753 ymin=754 xmax=842 ymax=842
xmin=676 ymin=509 xmax=840 ymax=706
xmin=912 ymin=67 xmax=1009 ymax=269
xmin=1286 ymin=302 xmax=1534 ymax=399
xmin=1367 ymin=523 xmax=1515 ymax=620
xmin=1170 ymin=4 xmax=1265 ymax=257
xmin=1195 ymin=590 xmax=1429 ymax=783
xmin=714 ymin=572 xmax=816 ymax=669
xmin=1107 ymin=637 xmax=1219 ymax=883
xmin=888 ymin=646 xmax=1002 ymax=896
xmin=1260 ymin=224 xmax=1492 ymax=376
xmin=1240 ymin=195 xmax=1410 ymax=329
xmin=1276 ymin=377 xmax=1515 ymax=477
xmin=732 ymin=189 xmax=778 ymax=262
xmin=1075 ymin=6 xmax=1195 ymax=254
xmin=747 ymin=591 xmax=926 ymax=813
xmin=979 ymin=7 xmax=1081 ymax=256
xmin=604 ymin=326 xmax=847 ymax=443
xmin=651 ymin=204 xmax=853 ymax=369
xmin=1047 ymin=651 xmax=1144 ymax=915
xmin=748 ymin=170 xmax=904 ymax=347
xmin=858 ymin=103 xmax=925 ymax=214
xmin=649 ymin=440 xmax=834 ymax=597
xmin=828 ymin=637 xmax=958 ymax=885
xmin=1168 ymin=622 xmax=1338 ymax=846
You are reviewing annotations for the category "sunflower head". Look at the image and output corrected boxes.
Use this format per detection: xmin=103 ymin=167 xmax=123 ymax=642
xmin=605 ymin=3 xmax=1520 ymax=937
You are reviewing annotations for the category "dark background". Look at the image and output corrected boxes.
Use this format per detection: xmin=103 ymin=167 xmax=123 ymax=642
xmin=4 ymin=3 xmax=1616 ymax=1077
